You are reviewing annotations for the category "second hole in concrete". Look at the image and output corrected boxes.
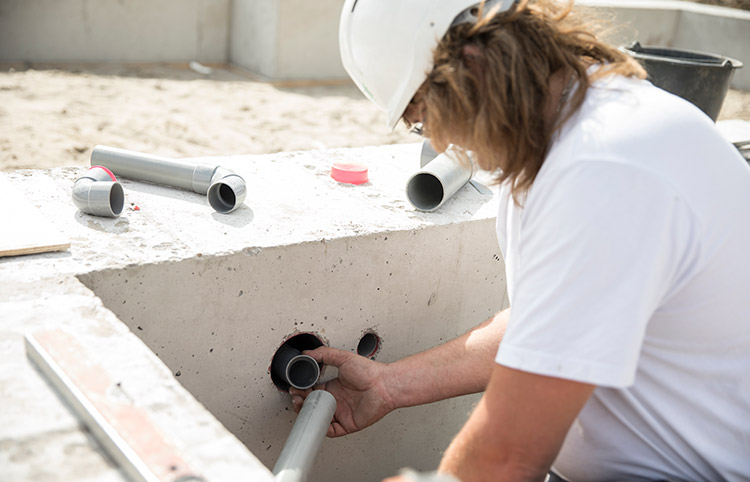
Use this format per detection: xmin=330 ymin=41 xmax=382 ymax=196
xmin=357 ymin=332 xmax=381 ymax=358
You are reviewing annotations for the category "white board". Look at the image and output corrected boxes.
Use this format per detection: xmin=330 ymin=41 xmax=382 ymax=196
xmin=0 ymin=179 xmax=70 ymax=257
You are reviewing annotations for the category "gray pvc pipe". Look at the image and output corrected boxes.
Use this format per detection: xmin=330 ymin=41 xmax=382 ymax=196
xmin=90 ymin=145 xmax=247 ymax=213
xmin=406 ymin=144 xmax=473 ymax=212
xmin=272 ymin=344 xmax=321 ymax=391
xmin=72 ymin=166 xmax=125 ymax=218
xmin=273 ymin=390 xmax=336 ymax=482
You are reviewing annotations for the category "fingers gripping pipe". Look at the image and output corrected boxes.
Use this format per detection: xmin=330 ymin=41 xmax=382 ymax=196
xmin=90 ymin=145 xmax=247 ymax=213
xmin=72 ymin=166 xmax=125 ymax=217
xmin=273 ymin=390 xmax=336 ymax=482
xmin=406 ymin=141 xmax=474 ymax=212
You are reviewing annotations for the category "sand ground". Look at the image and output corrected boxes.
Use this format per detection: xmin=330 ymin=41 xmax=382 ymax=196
xmin=0 ymin=63 xmax=417 ymax=172
xmin=1 ymin=62 xmax=749 ymax=172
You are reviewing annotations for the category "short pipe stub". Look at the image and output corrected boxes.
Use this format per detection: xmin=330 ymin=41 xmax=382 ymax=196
xmin=272 ymin=342 xmax=322 ymax=391
xmin=285 ymin=353 xmax=320 ymax=390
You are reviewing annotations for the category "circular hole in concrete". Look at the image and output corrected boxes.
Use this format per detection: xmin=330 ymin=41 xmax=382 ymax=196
xmin=270 ymin=333 xmax=324 ymax=391
xmin=357 ymin=332 xmax=380 ymax=358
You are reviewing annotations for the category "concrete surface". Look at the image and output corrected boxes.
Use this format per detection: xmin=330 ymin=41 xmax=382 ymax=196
xmin=230 ymin=0 xmax=347 ymax=80
xmin=579 ymin=0 xmax=750 ymax=89
xmin=0 ymin=0 xmax=230 ymax=64
xmin=3 ymin=0 xmax=746 ymax=83
xmin=0 ymin=0 xmax=347 ymax=80
xmin=0 ymin=144 xmax=507 ymax=481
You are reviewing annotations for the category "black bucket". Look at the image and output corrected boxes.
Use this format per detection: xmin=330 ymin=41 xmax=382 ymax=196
xmin=623 ymin=41 xmax=743 ymax=121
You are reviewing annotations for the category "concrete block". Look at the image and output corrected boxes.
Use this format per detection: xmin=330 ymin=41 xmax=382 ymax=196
xmin=579 ymin=0 xmax=750 ymax=90
xmin=674 ymin=10 xmax=749 ymax=88
xmin=0 ymin=144 xmax=506 ymax=480
xmin=230 ymin=0 xmax=278 ymax=78
xmin=0 ymin=0 xmax=230 ymax=63
xmin=581 ymin=4 xmax=680 ymax=47
xmin=230 ymin=0 xmax=347 ymax=80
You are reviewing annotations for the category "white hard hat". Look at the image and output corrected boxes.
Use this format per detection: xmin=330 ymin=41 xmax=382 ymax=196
xmin=339 ymin=0 xmax=516 ymax=131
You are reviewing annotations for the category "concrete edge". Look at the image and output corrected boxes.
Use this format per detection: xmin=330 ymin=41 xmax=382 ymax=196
xmin=578 ymin=0 xmax=750 ymax=18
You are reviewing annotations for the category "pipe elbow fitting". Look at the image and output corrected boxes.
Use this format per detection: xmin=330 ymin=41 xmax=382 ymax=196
xmin=91 ymin=146 xmax=247 ymax=214
xmin=187 ymin=163 xmax=246 ymax=213
xmin=206 ymin=167 xmax=247 ymax=214
xmin=72 ymin=166 xmax=124 ymax=218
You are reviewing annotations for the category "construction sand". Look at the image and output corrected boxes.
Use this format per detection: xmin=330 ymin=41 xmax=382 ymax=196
xmin=0 ymin=64 xmax=416 ymax=172
xmin=1 ymin=63 xmax=749 ymax=172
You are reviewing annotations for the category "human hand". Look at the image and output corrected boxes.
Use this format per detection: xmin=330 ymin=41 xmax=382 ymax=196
xmin=289 ymin=346 xmax=395 ymax=437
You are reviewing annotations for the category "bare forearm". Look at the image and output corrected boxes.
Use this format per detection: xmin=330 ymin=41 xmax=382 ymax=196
xmin=385 ymin=308 xmax=509 ymax=409
xmin=439 ymin=398 xmax=543 ymax=482
xmin=438 ymin=365 xmax=595 ymax=482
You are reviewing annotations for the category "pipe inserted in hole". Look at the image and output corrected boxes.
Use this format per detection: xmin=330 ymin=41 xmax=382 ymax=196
xmin=272 ymin=344 xmax=321 ymax=390
xmin=406 ymin=144 xmax=473 ymax=212
xmin=273 ymin=390 xmax=336 ymax=482
xmin=72 ymin=166 xmax=125 ymax=217
xmin=90 ymin=145 xmax=247 ymax=213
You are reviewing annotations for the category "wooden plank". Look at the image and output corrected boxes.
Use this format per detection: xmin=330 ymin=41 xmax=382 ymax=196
xmin=25 ymin=330 xmax=205 ymax=482
xmin=0 ymin=180 xmax=70 ymax=257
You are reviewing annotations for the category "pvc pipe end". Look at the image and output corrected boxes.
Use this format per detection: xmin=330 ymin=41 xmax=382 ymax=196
xmin=72 ymin=176 xmax=124 ymax=218
xmin=286 ymin=354 xmax=320 ymax=390
xmin=88 ymin=181 xmax=125 ymax=217
xmin=406 ymin=172 xmax=444 ymax=211
xmin=207 ymin=174 xmax=246 ymax=213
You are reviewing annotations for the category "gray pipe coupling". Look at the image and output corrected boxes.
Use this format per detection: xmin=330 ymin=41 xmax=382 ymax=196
xmin=72 ymin=166 xmax=125 ymax=218
xmin=272 ymin=344 xmax=321 ymax=391
xmin=90 ymin=145 xmax=247 ymax=213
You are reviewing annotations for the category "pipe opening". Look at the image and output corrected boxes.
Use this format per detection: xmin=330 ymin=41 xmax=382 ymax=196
xmin=109 ymin=182 xmax=125 ymax=216
xmin=356 ymin=332 xmax=380 ymax=358
xmin=407 ymin=173 xmax=444 ymax=211
xmin=286 ymin=357 xmax=319 ymax=389
xmin=271 ymin=333 xmax=324 ymax=391
xmin=219 ymin=184 xmax=236 ymax=206
xmin=207 ymin=182 xmax=237 ymax=213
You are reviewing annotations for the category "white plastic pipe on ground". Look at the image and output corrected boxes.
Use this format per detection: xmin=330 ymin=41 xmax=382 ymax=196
xmin=90 ymin=145 xmax=247 ymax=213
xmin=273 ymin=390 xmax=336 ymax=482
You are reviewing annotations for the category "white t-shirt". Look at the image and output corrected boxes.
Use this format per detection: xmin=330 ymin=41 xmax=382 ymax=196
xmin=494 ymin=74 xmax=750 ymax=480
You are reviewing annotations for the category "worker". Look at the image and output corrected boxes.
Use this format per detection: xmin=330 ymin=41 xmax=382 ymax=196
xmin=292 ymin=0 xmax=750 ymax=480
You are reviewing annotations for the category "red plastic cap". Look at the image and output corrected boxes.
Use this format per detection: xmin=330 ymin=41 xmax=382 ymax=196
xmin=331 ymin=162 xmax=368 ymax=185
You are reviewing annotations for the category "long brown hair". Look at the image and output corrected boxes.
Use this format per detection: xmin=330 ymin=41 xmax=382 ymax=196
xmin=417 ymin=0 xmax=645 ymax=200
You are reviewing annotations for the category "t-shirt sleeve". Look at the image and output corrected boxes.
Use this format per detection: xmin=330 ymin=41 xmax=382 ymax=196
xmin=495 ymin=160 xmax=695 ymax=387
